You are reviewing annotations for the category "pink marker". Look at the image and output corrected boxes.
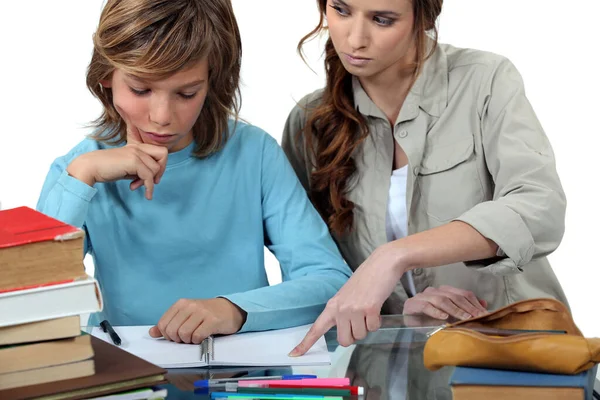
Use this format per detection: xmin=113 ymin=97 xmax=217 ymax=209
xmin=238 ymin=378 xmax=351 ymax=388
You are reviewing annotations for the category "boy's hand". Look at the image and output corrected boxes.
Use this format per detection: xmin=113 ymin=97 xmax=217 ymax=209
xmin=149 ymin=298 xmax=247 ymax=344
xmin=66 ymin=125 xmax=168 ymax=199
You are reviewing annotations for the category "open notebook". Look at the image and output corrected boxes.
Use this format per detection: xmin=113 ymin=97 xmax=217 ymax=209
xmin=91 ymin=324 xmax=330 ymax=368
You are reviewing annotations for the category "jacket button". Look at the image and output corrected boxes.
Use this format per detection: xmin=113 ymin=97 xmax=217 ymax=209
xmin=413 ymin=166 xmax=420 ymax=176
xmin=398 ymin=130 xmax=408 ymax=138
xmin=413 ymin=268 xmax=423 ymax=276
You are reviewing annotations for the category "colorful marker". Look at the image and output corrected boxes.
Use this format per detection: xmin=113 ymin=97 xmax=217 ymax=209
xmin=237 ymin=378 xmax=350 ymax=388
xmin=195 ymin=374 xmax=317 ymax=389
xmin=211 ymin=392 xmax=343 ymax=400
xmin=261 ymin=384 xmax=364 ymax=396
xmin=236 ymin=387 xmax=362 ymax=396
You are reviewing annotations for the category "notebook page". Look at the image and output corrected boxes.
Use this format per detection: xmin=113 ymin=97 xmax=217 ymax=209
xmin=91 ymin=324 xmax=330 ymax=368
xmin=91 ymin=325 xmax=205 ymax=368
xmin=212 ymin=324 xmax=330 ymax=366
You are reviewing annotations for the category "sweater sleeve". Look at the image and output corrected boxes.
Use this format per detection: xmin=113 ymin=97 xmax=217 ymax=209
xmin=223 ymin=135 xmax=352 ymax=332
xmin=36 ymin=151 xmax=98 ymax=255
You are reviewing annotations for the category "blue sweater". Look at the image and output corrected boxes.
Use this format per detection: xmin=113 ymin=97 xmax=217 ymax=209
xmin=37 ymin=121 xmax=351 ymax=332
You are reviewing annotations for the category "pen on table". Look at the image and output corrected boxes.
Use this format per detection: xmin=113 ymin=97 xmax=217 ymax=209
xmin=100 ymin=319 xmax=122 ymax=346
xmin=194 ymin=375 xmax=317 ymax=388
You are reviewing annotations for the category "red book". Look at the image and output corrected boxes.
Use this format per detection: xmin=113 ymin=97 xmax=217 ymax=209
xmin=0 ymin=206 xmax=82 ymax=248
xmin=0 ymin=207 xmax=86 ymax=292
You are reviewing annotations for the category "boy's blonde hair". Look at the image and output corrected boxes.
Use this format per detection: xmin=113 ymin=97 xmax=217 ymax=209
xmin=86 ymin=0 xmax=242 ymax=157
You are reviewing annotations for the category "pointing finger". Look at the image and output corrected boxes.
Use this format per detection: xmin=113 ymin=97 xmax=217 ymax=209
xmin=288 ymin=311 xmax=335 ymax=357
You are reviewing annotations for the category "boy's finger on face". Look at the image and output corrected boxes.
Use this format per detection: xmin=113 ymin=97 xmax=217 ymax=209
xmin=126 ymin=124 xmax=144 ymax=144
xmin=137 ymin=143 xmax=169 ymax=162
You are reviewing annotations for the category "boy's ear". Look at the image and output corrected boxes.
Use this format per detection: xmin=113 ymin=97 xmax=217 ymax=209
xmin=99 ymin=79 xmax=112 ymax=88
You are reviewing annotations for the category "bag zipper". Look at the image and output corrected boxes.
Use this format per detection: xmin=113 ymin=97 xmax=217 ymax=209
xmin=427 ymin=326 xmax=560 ymax=342
xmin=427 ymin=325 xmax=448 ymax=337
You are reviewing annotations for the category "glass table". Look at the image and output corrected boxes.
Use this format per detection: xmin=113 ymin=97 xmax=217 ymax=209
xmin=150 ymin=315 xmax=457 ymax=400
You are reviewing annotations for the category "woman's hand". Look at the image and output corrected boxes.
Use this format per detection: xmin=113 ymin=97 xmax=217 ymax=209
xmin=289 ymin=221 xmax=499 ymax=356
xmin=289 ymin=244 xmax=404 ymax=356
xmin=149 ymin=298 xmax=247 ymax=344
xmin=403 ymin=286 xmax=487 ymax=320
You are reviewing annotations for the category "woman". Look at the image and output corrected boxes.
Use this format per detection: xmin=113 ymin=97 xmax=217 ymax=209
xmin=283 ymin=0 xmax=568 ymax=354
xmin=37 ymin=0 xmax=351 ymax=344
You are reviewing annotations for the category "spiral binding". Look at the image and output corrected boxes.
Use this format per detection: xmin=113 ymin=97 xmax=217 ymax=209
xmin=208 ymin=335 xmax=214 ymax=361
xmin=200 ymin=336 xmax=215 ymax=364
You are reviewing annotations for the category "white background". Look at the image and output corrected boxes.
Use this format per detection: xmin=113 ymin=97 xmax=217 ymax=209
xmin=1 ymin=1 xmax=599 ymax=335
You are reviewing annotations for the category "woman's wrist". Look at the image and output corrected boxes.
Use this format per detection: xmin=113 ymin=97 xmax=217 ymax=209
xmin=374 ymin=242 xmax=410 ymax=279
xmin=378 ymin=241 xmax=412 ymax=278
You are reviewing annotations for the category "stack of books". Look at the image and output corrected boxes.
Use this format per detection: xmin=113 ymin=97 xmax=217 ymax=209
xmin=0 ymin=335 xmax=168 ymax=400
xmin=0 ymin=207 xmax=168 ymax=399
xmin=449 ymin=365 xmax=598 ymax=400
xmin=0 ymin=206 xmax=103 ymax=391
xmin=0 ymin=207 xmax=166 ymax=400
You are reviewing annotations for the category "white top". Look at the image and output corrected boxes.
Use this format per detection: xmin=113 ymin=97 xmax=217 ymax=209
xmin=386 ymin=166 xmax=414 ymax=399
xmin=385 ymin=165 xmax=416 ymax=296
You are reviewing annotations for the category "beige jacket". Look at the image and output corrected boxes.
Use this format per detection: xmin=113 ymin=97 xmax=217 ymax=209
xmin=282 ymin=43 xmax=569 ymax=314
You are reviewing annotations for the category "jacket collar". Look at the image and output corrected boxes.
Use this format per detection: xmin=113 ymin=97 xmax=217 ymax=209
xmin=352 ymin=40 xmax=449 ymax=122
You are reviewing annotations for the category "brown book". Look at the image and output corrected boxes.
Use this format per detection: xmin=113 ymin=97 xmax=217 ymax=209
xmin=0 ymin=360 xmax=94 ymax=391
xmin=0 ymin=316 xmax=80 ymax=346
xmin=0 ymin=207 xmax=87 ymax=293
xmin=452 ymin=385 xmax=583 ymax=400
xmin=0 ymin=334 xmax=94 ymax=375
xmin=0 ymin=335 xmax=167 ymax=400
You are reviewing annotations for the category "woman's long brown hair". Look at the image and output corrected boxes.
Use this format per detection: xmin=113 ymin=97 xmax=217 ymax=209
xmin=298 ymin=0 xmax=443 ymax=236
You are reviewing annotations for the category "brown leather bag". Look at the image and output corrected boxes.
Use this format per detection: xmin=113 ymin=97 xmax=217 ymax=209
xmin=423 ymin=298 xmax=600 ymax=374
